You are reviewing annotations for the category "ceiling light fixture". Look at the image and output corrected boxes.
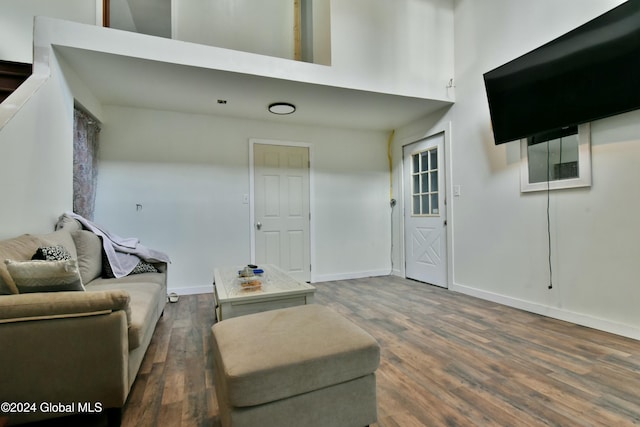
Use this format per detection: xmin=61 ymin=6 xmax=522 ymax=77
xmin=268 ymin=102 xmax=296 ymax=115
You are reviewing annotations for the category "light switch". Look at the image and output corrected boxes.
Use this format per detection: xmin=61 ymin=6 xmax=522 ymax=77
xmin=242 ymin=194 xmax=249 ymax=204
xmin=453 ymin=185 xmax=461 ymax=197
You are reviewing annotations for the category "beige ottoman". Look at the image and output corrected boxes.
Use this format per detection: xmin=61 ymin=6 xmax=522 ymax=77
xmin=211 ymin=304 xmax=380 ymax=427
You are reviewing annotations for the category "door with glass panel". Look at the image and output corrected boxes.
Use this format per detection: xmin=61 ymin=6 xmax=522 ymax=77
xmin=403 ymin=133 xmax=447 ymax=287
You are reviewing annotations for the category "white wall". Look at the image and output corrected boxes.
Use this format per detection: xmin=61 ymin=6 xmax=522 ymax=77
xmin=0 ymin=11 xmax=105 ymax=238
xmin=400 ymin=0 xmax=639 ymax=339
xmin=173 ymin=0 xmax=332 ymax=65
xmin=331 ymin=0 xmax=454 ymax=101
xmin=0 ymin=0 xmax=97 ymax=63
xmin=311 ymin=0 xmax=331 ymax=65
xmin=1 ymin=0 xmax=452 ymax=103
xmin=0 ymin=53 xmax=74 ymax=238
xmin=95 ymin=106 xmax=390 ymax=294
xmin=171 ymin=0 xmax=453 ymax=100
xmin=109 ymin=0 xmax=137 ymax=34
xmin=173 ymin=0 xmax=295 ymax=60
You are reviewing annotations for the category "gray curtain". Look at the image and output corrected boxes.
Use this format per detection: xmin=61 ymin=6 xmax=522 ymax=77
xmin=73 ymin=108 xmax=101 ymax=220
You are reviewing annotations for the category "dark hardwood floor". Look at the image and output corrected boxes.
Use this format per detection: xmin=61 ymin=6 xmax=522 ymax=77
xmin=22 ymin=276 xmax=640 ymax=426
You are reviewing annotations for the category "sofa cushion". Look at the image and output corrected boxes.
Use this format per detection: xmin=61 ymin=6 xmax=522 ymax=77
xmin=0 ymin=234 xmax=43 ymax=294
xmin=211 ymin=304 xmax=381 ymax=408
xmin=5 ymin=259 xmax=84 ymax=293
xmin=89 ymin=270 xmax=166 ymax=288
xmin=71 ymin=230 xmax=103 ymax=284
xmin=86 ymin=281 xmax=162 ymax=350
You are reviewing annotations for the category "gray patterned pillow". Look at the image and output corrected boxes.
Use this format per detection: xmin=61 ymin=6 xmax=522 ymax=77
xmin=102 ymin=252 xmax=158 ymax=278
xmin=5 ymin=259 xmax=84 ymax=293
xmin=31 ymin=245 xmax=72 ymax=261
xmin=131 ymin=260 xmax=158 ymax=275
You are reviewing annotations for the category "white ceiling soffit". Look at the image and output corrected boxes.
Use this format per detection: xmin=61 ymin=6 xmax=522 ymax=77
xmin=54 ymin=46 xmax=451 ymax=131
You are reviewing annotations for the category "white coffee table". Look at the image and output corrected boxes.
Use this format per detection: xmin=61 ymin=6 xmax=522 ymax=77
xmin=213 ymin=264 xmax=316 ymax=321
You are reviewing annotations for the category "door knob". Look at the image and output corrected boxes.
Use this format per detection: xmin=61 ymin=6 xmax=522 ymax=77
xmin=256 ymin=221 xmax=262 ymax=230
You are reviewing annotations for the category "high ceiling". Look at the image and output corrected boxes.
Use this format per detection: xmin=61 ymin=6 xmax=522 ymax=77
xmin=55 ymin=2 xmax=451 ymax=131
xmin=55 ymin=45 xmax=451 ymax=131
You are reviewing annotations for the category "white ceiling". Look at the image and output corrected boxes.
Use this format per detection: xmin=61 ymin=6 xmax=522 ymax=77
xmin=54 ymin=46 xmax=451 ymax=132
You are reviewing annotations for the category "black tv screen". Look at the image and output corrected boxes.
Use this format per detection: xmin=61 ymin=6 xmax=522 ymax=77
xmin=483 ymin=0 xmax=640 ymax=145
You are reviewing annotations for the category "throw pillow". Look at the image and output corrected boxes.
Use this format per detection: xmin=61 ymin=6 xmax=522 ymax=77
xmin=31 ymin=245 xmax=72 ymax=261
xmin=102 ymin=252 xmax=158 ymax=278
xmin=0 ymin=234 xmax=43 ymax=295
xmin=71 ymin=230 xmax=103 ymax=284
xmin=5 ymin=259 xmax=85 ymax=293
xmin=102 ymin=251 xmax=115 ymax=278
xmin=130 ymin=260 xmax=159 ymax=275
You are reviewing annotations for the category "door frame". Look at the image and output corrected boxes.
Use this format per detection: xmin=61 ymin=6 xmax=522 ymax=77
xmin=399 ymin=123 xmax=454 ymax=288
xmin=249 ymin=138 xmax=315 ymax=282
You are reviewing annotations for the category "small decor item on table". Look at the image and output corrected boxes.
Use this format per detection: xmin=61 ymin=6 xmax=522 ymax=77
xmin=239 ymin=266 xmax=254 ymax=277
xmin=238 ymin=265 xmax=264 ymax=277
xmin=238 ymin=265 xmax=262 ymax=290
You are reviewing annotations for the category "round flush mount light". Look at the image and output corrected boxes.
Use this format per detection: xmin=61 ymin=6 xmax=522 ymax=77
xmin=268 ymin=102 xmax=296 ymax=115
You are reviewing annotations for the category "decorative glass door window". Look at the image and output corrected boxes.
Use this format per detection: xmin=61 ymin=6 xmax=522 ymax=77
xmin=411 ymin=147 xmax=439 ymax=216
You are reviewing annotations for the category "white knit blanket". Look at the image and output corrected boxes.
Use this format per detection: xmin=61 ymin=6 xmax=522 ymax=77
xmin=63 ymin=212 xmax=170 ymax=278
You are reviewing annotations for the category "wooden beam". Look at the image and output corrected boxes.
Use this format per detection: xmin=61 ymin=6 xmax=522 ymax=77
xmin=103 ymin=0 xmax=110 ymax=27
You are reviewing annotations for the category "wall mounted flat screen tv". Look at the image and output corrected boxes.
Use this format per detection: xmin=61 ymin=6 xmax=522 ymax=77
xmin=484 ymin=0 xmax=640 ymax=145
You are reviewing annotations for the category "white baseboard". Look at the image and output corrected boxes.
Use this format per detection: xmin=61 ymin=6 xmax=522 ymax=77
xmin=167 ymin=285 xmax=213 ymax=296
xmin=450 ymin=282 xmax=640 ymax=341
xmin=313 ymin=269 xmax=392 ymax=283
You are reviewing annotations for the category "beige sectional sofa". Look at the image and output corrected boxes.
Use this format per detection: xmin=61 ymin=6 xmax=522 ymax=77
xmin=0 ymin=217 xmax=167 ymax=426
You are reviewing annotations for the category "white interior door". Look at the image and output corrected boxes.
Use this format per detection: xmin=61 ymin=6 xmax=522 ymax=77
xmin=253 ymin=144 xmax=311 ymax=282
xmin=403 ymin=133 xmax=448 ymax=287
